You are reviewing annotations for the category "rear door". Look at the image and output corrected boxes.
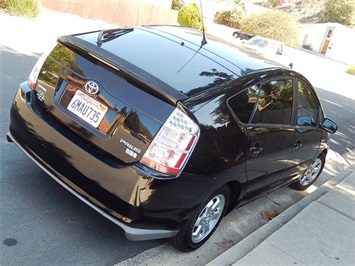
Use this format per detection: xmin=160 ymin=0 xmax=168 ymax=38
xmin=242 ymin=78 xmax=295 ymax=193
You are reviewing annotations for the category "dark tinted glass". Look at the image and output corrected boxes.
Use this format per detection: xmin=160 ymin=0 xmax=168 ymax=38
xmin=228 ymin=86 xmax=258 ymax=123
xmin=252 ymin=79 xmax=294 ymax=125
xmin=297 ymin=81 xmax=319 ymax=126
xmin=80 ymin=31 xmax=235 ymax=96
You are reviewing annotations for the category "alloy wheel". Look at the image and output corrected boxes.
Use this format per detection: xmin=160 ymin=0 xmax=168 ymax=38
xmin=191 ymin=194 xmax=225 ymax=243
xmin=299 ymin=158 xmax=323 ymax=187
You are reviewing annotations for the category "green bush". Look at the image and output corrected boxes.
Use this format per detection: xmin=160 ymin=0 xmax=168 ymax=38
xmin=346 ymin=65 xmax=355 ymax=75
xmin=320 ymin=0 xmax=355 ymax=27
xmin=214 ymin=0 xmax=246 ymax=28
xmin=171 ymin=0 xmax=184 ymax=11
xmin=239 ymin=9 xmax=300 ymax=47
xmin=177 ymin=2 xmax=203 ymax=30
xmin=5 ymin=0 xmax=40 ymax=18
xmin=215 ymin=10 xmax=232 ymax=24
xmin=214 ymin=9 xmax=244 ymax=28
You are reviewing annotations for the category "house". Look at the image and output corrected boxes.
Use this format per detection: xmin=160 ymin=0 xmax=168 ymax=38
xmin=300 ymin=23 xmax=355 ymax=65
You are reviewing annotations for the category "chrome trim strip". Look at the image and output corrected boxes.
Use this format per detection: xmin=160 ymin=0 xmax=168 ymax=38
xmin=7 ymin=132 xmax=178 ymax=241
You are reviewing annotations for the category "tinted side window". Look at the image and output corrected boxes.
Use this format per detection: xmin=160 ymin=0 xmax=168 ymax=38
xmin=252 ymin=79 xmax=294 ymax=125
xmin=228 ymin=86 xmax=258 ymax=123
xmin=297 ymin=81 xmax=319 ymax=126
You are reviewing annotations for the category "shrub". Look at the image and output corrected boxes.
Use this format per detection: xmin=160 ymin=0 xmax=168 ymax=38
xmin=214 ymin=9 xmax=244 ymax=28
xmin=320 ymin=0 xmax=355 ymax=27
xmin=214 ymin=0 xmax=246 ymax=28
xmin=177 ymin=2 xmax=203 ymax=30
xmin=346 ymin=65 xmax=355 ymax=75
xmin=171 ymin=0 xmax=184 ymax=11
xmin=4 ymin=0 xmax=39 ymax=18
xmin=239 ymin=9 xmax=300 ymax=47
xmin=215 ymin=10 xmax=232 ymax=24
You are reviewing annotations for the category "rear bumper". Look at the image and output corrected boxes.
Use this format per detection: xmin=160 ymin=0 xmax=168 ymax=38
xmin=7 ymin=131 xmax=178 ymax=241
xmin=8 ymin=83 xmax=183 ymax=240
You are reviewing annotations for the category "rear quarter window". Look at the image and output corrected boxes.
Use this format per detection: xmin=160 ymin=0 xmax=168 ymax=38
xmin=227 ymin=86 xmax=258 ymax=124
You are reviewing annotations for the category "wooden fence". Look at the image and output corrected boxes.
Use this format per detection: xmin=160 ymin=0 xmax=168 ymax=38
xmin=41 ymin=0 xmax=179 ymax=26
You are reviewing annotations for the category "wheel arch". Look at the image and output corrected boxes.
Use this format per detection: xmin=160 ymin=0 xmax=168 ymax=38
xmin=320 ymin=148 xmax=328 ymax=157
xmin=225 ymin=180 xmax=242 ymax=213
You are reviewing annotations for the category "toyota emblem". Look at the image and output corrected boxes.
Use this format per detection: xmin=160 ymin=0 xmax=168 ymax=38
xmin=84 ymin=81 xmax=99 ymax=95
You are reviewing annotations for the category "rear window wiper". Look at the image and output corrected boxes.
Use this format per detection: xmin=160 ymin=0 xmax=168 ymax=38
xmin=96 ymin=28 xmax=134 ymax=47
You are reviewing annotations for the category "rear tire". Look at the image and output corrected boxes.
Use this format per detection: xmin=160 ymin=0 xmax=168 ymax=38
xmin=291 ymin=153 xmax=325 ymax=191
xmin=169 ymin=186 xmax=231 ymax=252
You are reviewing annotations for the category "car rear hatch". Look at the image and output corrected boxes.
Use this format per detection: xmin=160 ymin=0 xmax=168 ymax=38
xmin=33 ymin=29 xmax=184 ymax=165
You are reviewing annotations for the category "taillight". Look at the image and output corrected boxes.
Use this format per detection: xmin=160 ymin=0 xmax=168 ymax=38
xmin=141 ymin=108 xmax=200 ymax=177
xmin=28 ymin=53 xmax=48 ymax=89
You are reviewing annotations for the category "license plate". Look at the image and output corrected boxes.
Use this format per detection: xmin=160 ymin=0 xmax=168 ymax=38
xmin=67 ymin=90 xmax=108 ymax=128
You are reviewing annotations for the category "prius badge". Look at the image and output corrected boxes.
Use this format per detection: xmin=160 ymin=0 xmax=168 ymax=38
xmin=120 ymin=139 xmax=141 ymax=159
xmin=84 ymin=81 xmax=99 ymax=95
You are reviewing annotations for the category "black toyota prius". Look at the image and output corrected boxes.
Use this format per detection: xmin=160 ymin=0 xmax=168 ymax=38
xmin=7 ymin=25 xmax=337 ymax=252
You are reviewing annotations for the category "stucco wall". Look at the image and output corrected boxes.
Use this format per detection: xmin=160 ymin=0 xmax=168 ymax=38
xmin=326 ymin=25 xmax=355 ymax=65
xmin=300 ymin=23 xmax=355 ymax=65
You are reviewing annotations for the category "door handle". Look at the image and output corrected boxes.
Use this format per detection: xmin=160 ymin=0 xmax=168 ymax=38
xmin=250 ymin=145 xmax=263 ymax=157
xmin=293 ymin=140 xmax=303 ymax=150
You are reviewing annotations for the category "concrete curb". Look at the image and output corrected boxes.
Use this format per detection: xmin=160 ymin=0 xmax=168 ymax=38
xmin=207 ymin=163 xmax=355 ymax=265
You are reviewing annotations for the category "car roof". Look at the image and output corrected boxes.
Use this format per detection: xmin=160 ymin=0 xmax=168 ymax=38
xmin=144 ymin=25 xmax=284 ymax=73
xmin=67 ymin=25 xmax=286 ymax=100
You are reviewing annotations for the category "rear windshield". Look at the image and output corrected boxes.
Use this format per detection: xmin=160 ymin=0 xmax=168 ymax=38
xmin=77 ymin=29 xmax=236 ymax=96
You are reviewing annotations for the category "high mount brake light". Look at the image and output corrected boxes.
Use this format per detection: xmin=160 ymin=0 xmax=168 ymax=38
xmin=28 ymin=53 xmax=48 ymax=89
xmin=141 ymin=108 xmax=200 ymax=177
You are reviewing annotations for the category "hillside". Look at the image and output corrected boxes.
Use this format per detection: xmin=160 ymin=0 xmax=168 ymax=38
xmin=246 ymin=0 xmax=354 ymax=27
xmin=254 ymin=0 xmax=326 ymax=23
xmin=200 ymin=0 xmax=330 ymax=25
xmin=246 ymin=0 xmax=327 ymax=24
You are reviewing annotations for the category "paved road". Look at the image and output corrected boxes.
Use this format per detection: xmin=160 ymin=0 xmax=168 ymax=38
xmin=0 ymin=11 xmax=165 ymax=265
xmin=1 ymin=9 xmax=355 ymax=266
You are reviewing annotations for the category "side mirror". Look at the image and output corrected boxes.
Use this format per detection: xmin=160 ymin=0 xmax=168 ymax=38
xmin=321 ymin=118 xmax=338 ymax=134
